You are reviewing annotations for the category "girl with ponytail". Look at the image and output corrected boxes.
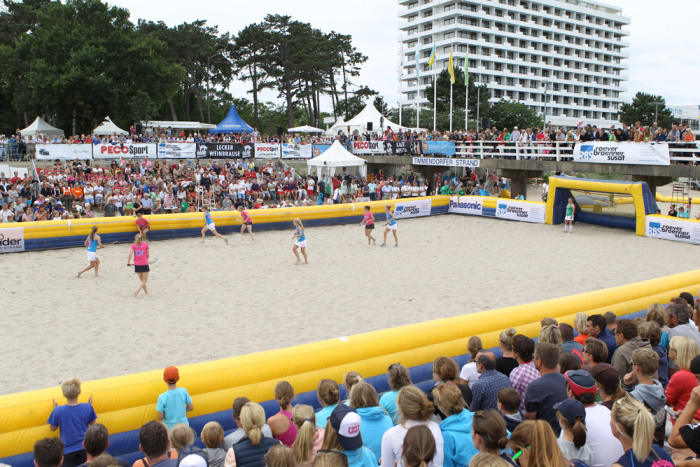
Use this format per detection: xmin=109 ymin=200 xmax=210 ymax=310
xmin=230 ymin=402 xmax=281 ymax=467
xmin=555 ymin=399 xmax=594 ymax=466
xmin=291 ymin=405 xmax=324 ymax=466
xmin=610 ymin=396 xmax=674 ymax=467
xmin=77 ymin=225 xmax=103 ymax=277
xmin=268 ymin=381 xmax=297 ymax=447
xmin=509 ymin=420 xmax=567 ymax=467
xmin=402 ymin=425 xmax=436 ymax=467
xmin=471 ymin=410 xmax=511 ymax=463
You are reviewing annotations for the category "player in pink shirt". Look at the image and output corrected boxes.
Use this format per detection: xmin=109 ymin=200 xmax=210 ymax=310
xmin=358 ymin=205 xmax=376 ymax=245
xmin=135 ymin=212 xmax=150 ymax=240
xmin=237 ymin=206 xmax=255 ymax=241
xmin=127 ymin=233 xmax=150 ymax=297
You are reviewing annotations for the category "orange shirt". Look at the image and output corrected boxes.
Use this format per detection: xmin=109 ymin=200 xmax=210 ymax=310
xmin=71 ymin=187 xmax=84 ymax=198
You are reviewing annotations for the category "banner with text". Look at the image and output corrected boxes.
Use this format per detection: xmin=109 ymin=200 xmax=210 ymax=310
xmin=393 ymin=198 xmax=432 ymax=219
xmin=386 ymin=141 xmax=413 ymax=156
xmin=35 ymin=144 xmax=92 ymax=160
xmin=495 ymin=199 xmax=545 ymax=224
xmin=282 ymin=144 xmax=312 ymax=159
xmin=420 ymin=141 xmax=456 ymax=157
xmin=448 ymin=196 xmax=484 ymax=216
xmin=646 ymin=216 xmax=700 ymax=245
xmin=0 ymin=227 xmax=25 ymax=253
xmin=351 ymin=141 xmax=385 ymax=155
xmin=573 ymin=142 xmax=670 ymax=165
xmin=311 ymin=145 xmax=332 ymax=158
xmin=196 ymin=143 xmax=254 ymax=159
xmin=157 ymin=143 xmax=197 ymax=159
xmin=253 ymin=144 xmax=281 ymax=159
xmin=413 ymin=157 xmax=480 ymax=167
xmin=93 ymin=143 xmax=157 ymax=159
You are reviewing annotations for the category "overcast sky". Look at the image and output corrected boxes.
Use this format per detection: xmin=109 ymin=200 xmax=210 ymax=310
xmin=107 ymin=0 xmax=699 ymax=111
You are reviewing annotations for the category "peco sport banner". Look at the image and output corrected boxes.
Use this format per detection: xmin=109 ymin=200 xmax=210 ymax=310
xmin=157 ymin=143 xmax=197 ymax=159
xmin=282 ymin=144 xmax=312 ymax=159
xmin=646 ymin=216 xmax=700 ymax=245
xmin=196 ymin=142 xmax=254 ymax=159
xmin=35 ymin=144 xmax=92 ymax=160
xmin=0 ymin=227 xmax=25 ymax=253
xmin=351 ymin=141 xmax=385 ymax=155
xmin=93 ymin=143 xmax=157 ymax=159
xmin=386 ymin=141 xmax=413 ymax=156
xmin=254 ymin=143 xmax=281 ymax=159
xmin=448 ymin=196 xmax=484 ymax=216
xmin=413 ymin=157 xmax=480 ymax=167
xmin=573 ymin=142 xmax=670 ymax=166
xmin=495 ymin=199 xmax=545 ymax=224
xmin=393 ymin=199 xmax=432 ymax=219
xmin=420 ymin=141 xmax=456 ymax=157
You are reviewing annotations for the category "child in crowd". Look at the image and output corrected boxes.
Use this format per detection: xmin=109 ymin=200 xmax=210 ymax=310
xmin=156 ymin=366 xmax=193 ymax=429
xmin=625 ymin=348 xmax=667 ymax=447
xmin=47 ymin=378 xmax=97 ymax=467
xmin=554 ymin=399 xmax=594 ymax=466
xmin=201 ymin=422 xmax=226 ymax=467
xmin=497 ymin=388 xmax=523 ymax=432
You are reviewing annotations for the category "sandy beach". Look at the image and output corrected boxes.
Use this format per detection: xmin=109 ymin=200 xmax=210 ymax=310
xmin=1 ymin=190 xmax=697 ymax=395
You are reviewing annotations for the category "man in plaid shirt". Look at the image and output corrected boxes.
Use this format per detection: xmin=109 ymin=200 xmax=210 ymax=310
xmin=470 ymin=351 xmax=512 ymax=411
xmin=510 ymin=335 xmax=540 ymax=414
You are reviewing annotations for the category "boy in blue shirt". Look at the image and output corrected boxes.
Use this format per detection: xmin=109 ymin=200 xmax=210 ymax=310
xmin=157 ymin=366 xmax=193 ymax=429
xmin=47 ymin=378 xmax=97 ymax=467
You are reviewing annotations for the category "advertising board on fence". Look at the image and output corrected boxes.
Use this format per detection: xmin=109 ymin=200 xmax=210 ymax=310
xmin=35 ymin=144 xmax=92 ymax=160
xmin=282 ymin=144 xmax=312 ymax=159
xmin=312 ymin=145 xmax=332 ymax=157
xmin=93 ymin=143 xmax=157 ymax=159
xmin=386 ymin=141 xmax=413 ymax=156
xmin=646 ymin=216 xmax=700 ymax=244
xmin=157 ymin=143 xmax=197 ymax=159
xmin=254 ymin=144 xmax=281 ymax=159
xmin=393 ymin=199 xmax=432 ymax=219
xmin=420 ymin=141 xmax=456 ymax=157
xmin=573 ymin=142 xmax=670 ymax=165
xmin=448 ymin=196 xmax=484 ymax=216
xmin=495 ymin=200 xmax=545 ymax=224
xmin=0 ymin=227 xmax=24 ymax=253
xmin=351 ymin=141 xmax=385 ymax=155
xmin=413 ymin=157 xmax=480 ymax=167
xmin=196 ymin=143 xmax=254 ymax=159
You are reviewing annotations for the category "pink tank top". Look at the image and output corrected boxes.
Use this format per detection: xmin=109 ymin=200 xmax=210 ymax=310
xmin=274 ymin=410 xmax=298 ymax=447
xmin=363 ymin=212 xmax=373 ymax=225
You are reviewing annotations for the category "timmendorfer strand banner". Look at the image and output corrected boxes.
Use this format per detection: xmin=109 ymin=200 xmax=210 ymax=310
xmin=573 ymin=142 xmax=670 ymax=165
xmin=646 ymin=215 xmax=700 ymax=245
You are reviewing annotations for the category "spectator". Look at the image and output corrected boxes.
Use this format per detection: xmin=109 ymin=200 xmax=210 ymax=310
xmin=34 ymin=438 xmax=65 ymax=467
xmin=667 ymin=302 xmax=700 ymax=351
xmin=268 ymin=381 xmax=297 ymax=447
xmin=311 ymin=450 xmax=347 ymax=467
xmin=610 ymin=397 xmax=674 ymax=467
xmin=508 ymin=420 xmax=567 ymax=467
xmin=611 ymin=320 xmax=654 ymax=385
xmin=223 ymin=397 xmax=273 ymax=451
xmin=77 ymin=424 xmax=128 ymax=467
xmin=558 ymin=353 xmax=582 ymax=374
xmin=539 ymin=324 xmax=562 ymax=350
xmin=433 ymin=382 xmax=478 ymax=466
xmin=379 ymin=364 xmax=412 ymax=425
xmin=666 ymin=336 xmax=700 ymax=421
xmin=496 ymin=388 xmax=522 ymax=432
xmin=315 ymin=379 xmax=340 ymax=429
xmin=587 ymin=363 xmax=624 ymax=411
xmin=604 ymin=311 xmax=618 ymax=335
xmin=459 ymin=336 xmax=483 ymax=389
xmin=321 ymin=404 xmax=377 ymax=466
xmin=541 ymin=317 xmax=558 ymax=327
xmin=470 ymin=410 xmax=513 ymax=464
xmin=348 ymin=382 xmax=392 ymax=462
xmin=559 ymin=323 xmax=584 ymax=364
xmin=586 ymin=314 xmax=617 ymax=363
xmin=636 ymin=321 xmax=669 ymax=389
xmin=525 ymin=343 xmax=567 ymax=436
xmin=496 ymin=328 xmax=519 ymax=377
xmin=342 ymin=372 xmax=363 ymax=403
xmin=583 ymin=337 xmax=609 ymax=368
xmin=401 ymin=425 xmax=436 ymax=467
xmin=229 ymin=403 xmax=281 ymax=466
xmin=470 ymin=351 xmax=512 ymax=411
xmin=626 ymin=349 xmax=667 ymax=447
xmin=644 ymin=305 xmax=670 ymax=349
xmin=669 ymin=357 xmax=700 ymax=456
xmin=510 ymin=334 xmax=539 ymax=415
xmin=428 ymin=356 xmax=473 ymax=420
xmin=554 ymin=399 xmax=594 ymax=467
xmin=290 ymin=405 xmax=324 ymax=467
xmin=201 ymin=422 xmax=226 ymax=467
xmin=573 ymin=313 xmax=589 ymax=346
xmin=47 ymin=377 xmax=97 ymax=467
xmin=138 ymin=421 xmax=176 ymax=467
xmin=170 ymin=424 xmax=195 ymax=457
xmin=156 ymin=366 xmax=193 ymax=430
xmin=262 ymin=445 xmax=295 ymax=467
xmin=468 ymin=453 xmax=511 ymax=467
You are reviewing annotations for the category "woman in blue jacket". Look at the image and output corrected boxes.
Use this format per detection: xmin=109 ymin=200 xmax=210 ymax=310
xmin=434 ymin=382 xmax=479 ymax=467
xmin=349 ymin=382 xmax=393 ymax=461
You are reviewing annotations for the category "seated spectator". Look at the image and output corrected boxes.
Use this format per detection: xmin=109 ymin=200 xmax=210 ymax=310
xmin=428 ymin=356 xmax=473 ymax=420
xmin=587 ymin=364 xmax=624 ymax=411
xmin=201 ymin=422 xmax=226 ymax=467
xmin=170 ymin=424 xmax=194 ymax=458
xmin=604 ymin=311 xmax=618 ymax=335
xmin=646 ymin=304 xmax=670 ymax=351
xmin=560 ymin=323 xmax=585 ymax=364
xmin=348 ymin=382 xmax=392 ymax=462
xmin=669 ymin=357 xmax=700 ymax=457
xmin=509 ymin=420 xmax=567 ymax=467
xmin=583 ymin=337 xmax=609 ymax=368
xmin=541 ymin=317 xmax=558 ymax=327
xmin=34 ymin=438 xmax=64 ymax=467
xmin=459 ymin=336 xmax=483 ymax=389
xmin=612 ymin=320 xmax=654 ymax=386
xmin=78 ymin=424 xmax=128 ymax=467
xmin=342 ymin=372 xmax=363 ymax=404
xmin=586 ymin=314 xmax=617 ymax=363
xmin=311 ymin=450 xmax=348 ymax=467
xmin=223 ymin=397 xmax=273 ymax=451
xmin=666 ymin=336 xmax=700 ymax=421
xmin=262 ymin=445 xmax=295 ymax=467
xmin=637 ymin=321 xmax=668 ymax=389
xmin=434 ymin=382 xmax=478 ymax=466
xmin=468 ymin=452 xmax=511 ymax=467
xmin=574 ymin=312 xmax=590 ymax=346
xmin=470 ymin=410 xmax=513 ymax=465
xmin=626 ymin=349 xmax=667 ymax=447
xmin=380 ymin=363 xmax=412 ymax=426
xmin=554 ymin=399 xmax=594 ymax=467
xmin=610 ymin=397 xmax=674 ymax=467
xmin=470 ymin=351 xmax=513 ymax=411
xmin=496 ymin=328 xmax=519 ymax=377
xmin=268 ymin=381 xmax=297 ymax=447
xmin=291 ymin=405 xmax=324 ymax=467
xmin=510 ymin=335 xmax=539 ymax=415
xmin=559 ymin=353 xmax=582 ymax=374
xmin=539 ymin=324 xmax=563 ymax=350
xmin=497 ymin=388 xmax=522 ymax=432
xmin=402 ymin=425 xmax=436 ymax=467
xmin=668 ymin=302 xmax=700 ymax=353
xmin=315 ymin=379 xmax=340 ymax=429
xmin=322 ymin=404 xmax=377 ymax=466
xmin=525 ymin=343 xmax=568 ymax=436
xmin=227 ymin=402 xmax=281 ymax=467
xmin=138 ymin=421 xmax=176 ymax=467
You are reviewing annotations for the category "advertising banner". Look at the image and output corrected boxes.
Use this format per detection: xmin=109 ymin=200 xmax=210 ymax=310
xmin=311 ymin=145 xmax=332 ymax=157
xmin=386 ymin=141 xmax=413 ymax=156
xmin=393 ymin=199 xmax=432 ymax=219
xmin=254 ymin=143 xmax=281 ymax=159
xmin=412 ymin=157 xmax=480 ymax=167
xmin=351 ymin=141 xmax=385 ymax=155
xmin=282 ymin=144 xmax=312 ymax=159
xmin=573 ymin=142 xmax=670 ymax=165
xmin=0 ymin=227 xmax=25 ymax=253
xmin=646 ymin=216 xmax=700 ymax=244
xmin=196 ymin=143 xmax=254 ymax=159
xmin=420 ymin=141 xmax=456 ymax=157
xmin=448 ymin=196 xmax=484 ymax=216
xmin=35 ymin=144 xmax=92 ymax=160
xmin=93 ymin=143 xmax=157 ymax=159
xmin=157 ymin=143 xmax=197 ymax=159
xmin=495 ymin=200 xmax=545 ymax=224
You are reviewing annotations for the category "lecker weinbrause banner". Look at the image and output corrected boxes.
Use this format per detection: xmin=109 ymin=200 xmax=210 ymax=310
xmin=573 ymin=142 xmax=670 ymax=165
xmin=196 ymin=143 xmax=255 ymax=159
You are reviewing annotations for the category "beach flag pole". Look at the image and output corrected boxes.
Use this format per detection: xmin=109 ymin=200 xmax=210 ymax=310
xmin=464 ymin=49 xmax=469 ymax=131
xmin=448 ymin=46 xmax=455 ymax=133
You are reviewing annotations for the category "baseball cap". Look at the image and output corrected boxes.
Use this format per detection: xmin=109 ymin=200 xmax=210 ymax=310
xmin=163 ymin=366 xmax=180 ymax=383
xmin=178 ymin=454 xmax=206 ymax=467
xmin=330 ymin=404 xmax=363 ymax=451
xmin=564 ymin=370 xmax=596 ymax=397
xmin=553 ymin=399 xmax=586 ymax=426
xmin=586 ymin=363 xmax=620 ymax=389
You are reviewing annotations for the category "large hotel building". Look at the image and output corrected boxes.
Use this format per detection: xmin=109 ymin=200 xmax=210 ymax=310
xmin=398 ymin=0 xmax=630 ymax=128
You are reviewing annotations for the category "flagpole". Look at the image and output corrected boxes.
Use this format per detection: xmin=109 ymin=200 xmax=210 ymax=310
xmin=465 ymin=85 xmax=469 ymax=131
xmin=450 ymin=82 xmax=453 ymax=132
xmin=433 ymin=67 xmax=437 ymax=132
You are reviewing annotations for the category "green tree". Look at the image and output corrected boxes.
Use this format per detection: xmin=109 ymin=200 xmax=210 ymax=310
xmin=490 ymin=99 xmax=542 ymax=131
xmin=619 ymin=92 xmax=673 ymax=128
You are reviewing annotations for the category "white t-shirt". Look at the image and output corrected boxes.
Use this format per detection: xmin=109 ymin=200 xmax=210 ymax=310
xmin=459 ymin=362 xmax=481 ymax=389
xmin=381 ymin=420 xmax=444 ymax=467
xmin=584 ymin=404 xmax=624 ymax=467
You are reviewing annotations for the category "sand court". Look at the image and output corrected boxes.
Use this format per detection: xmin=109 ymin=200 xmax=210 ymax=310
xmin=0 ymin=212 xmax=693 ymax=395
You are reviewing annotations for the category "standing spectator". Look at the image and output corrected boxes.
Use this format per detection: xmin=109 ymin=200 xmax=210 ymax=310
xmin=496 ymin=328 xmax=519 ymax=377
xmin=34 ymin=438 xmax=65 ymax=467
xmin=459 ymin=336 xmax=483 ymax=389
xmin=48 ymin=378 xmax=97 ymax=467
xmin=559 ymin=323 xmax=585 ymax=364
xmin=470 ymin=351 xmax=512 ymax=412
xmin=510 ymin=334 xmax=539 ymax=415
xmin=138 ymin=421 xmax=176 ymax=467
xmin=586 ymin=314 xmax=618 ymax=363
xmin=611 ymin=320 xmax=654 ymax=386
xmin=156 ymin=366 xmax=193 ymax=429
xmin=379 ymin=364 xmax=412 ymax=426
xmin=667 ymin=302 xmax=700 ymax=351
xmin=524 ymin=343 xmax=568 ymax=436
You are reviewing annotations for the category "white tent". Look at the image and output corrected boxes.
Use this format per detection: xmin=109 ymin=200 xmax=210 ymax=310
xmin=20 ymin=117 xmax=64 ymax=137
xmin=307 ymin=140 xmax=367 ymax=178
xmin=92 ymin=117 xmax=128 ymax=136
xmin=325 ymin=116 xmax=345 ymax=136
xmin=330 ymin=103 xmax=408 ymax=135
xmin=288 ymin=125 xmax=324 ymax=133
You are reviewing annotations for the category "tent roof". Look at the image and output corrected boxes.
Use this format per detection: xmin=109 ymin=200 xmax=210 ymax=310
xmin=20 ymin=117 xmax=64 ymax=137
xmin=307 ymin=141 xmax=366 ymax=168
xmin=288 ymin=125 xmax=324 ymax=133
xmin=145 ymin=121 xmax=216 ymax=130
xmin=93 ymin=117 xmax=128 ymax=135
xmin=209 ymin=104 xmax=254 ymax=134
xmin=341 ymin=103 xmax=408 ymax=132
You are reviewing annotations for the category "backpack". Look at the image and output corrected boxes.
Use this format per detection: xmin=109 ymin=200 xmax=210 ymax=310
xmin=177 ymin=445 xmax=209 ymax=467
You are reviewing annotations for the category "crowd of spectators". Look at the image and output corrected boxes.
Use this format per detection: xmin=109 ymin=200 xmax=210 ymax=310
xmin=32 ymin=294 xmax=700 ymax=467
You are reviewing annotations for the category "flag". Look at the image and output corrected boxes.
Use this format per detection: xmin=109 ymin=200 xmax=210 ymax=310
xmin=464 ymin=49 xmax=469 ymax=85
xmin=448 ymin=47 xmax=455 ymax=84
xmin=428 ymin=44 xmax=437 ymax=68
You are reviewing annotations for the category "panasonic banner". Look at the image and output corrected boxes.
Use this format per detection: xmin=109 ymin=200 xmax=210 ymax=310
xmin=646 ymin=216 xmax=700 ymax=245
xmin=573 ymin=142 xmax=670 ymax=165
xmin=393 ymin=199 xmax=432 ymax=219
xmin=0 ymin=227 xmax=24 ymax=253
xmin=495 ymin=200 xmax=545 ymax=224
xmin=448 ymin=196 xmax=484 ymax=216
